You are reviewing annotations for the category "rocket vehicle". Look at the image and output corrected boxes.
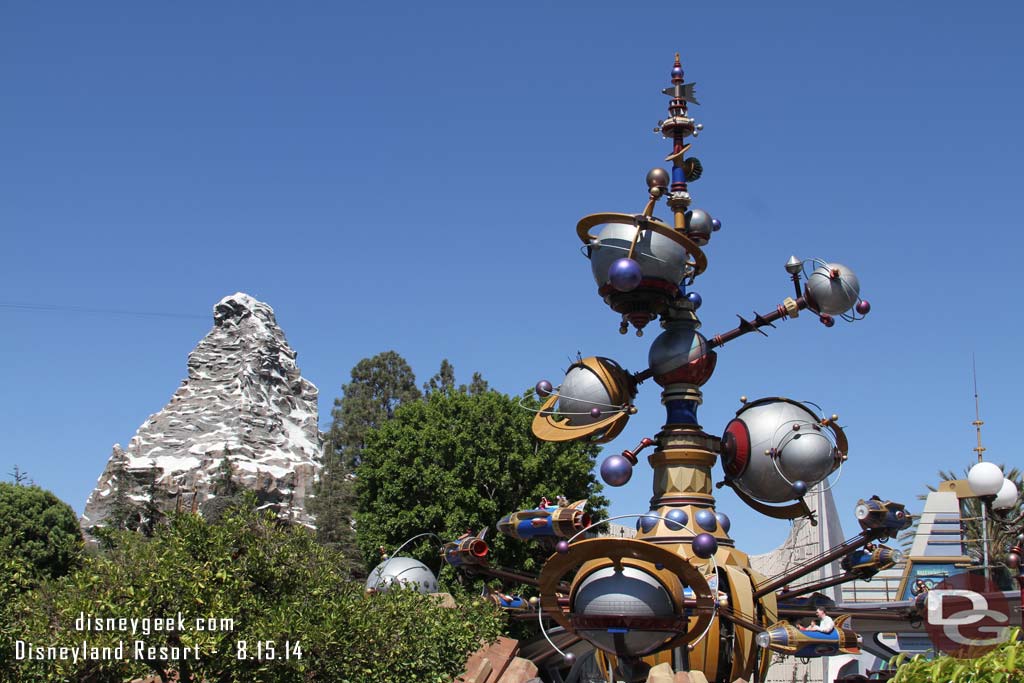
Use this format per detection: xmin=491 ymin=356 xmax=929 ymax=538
xmin=854 ymin=496 xmax=913 ymax=535
xmin=755 ymin=616 xmax=861 ymax=658
xmin=840 ymin=543 xmax=902 ymax=578
xmin=497 ymin=498 xmax=590 ymax=541
xmin=440 ymin=528 xmax=490 ymax=568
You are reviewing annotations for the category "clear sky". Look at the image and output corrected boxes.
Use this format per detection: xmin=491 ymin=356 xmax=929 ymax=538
xmin=2 ymin=2 xmax=1022 ymax=555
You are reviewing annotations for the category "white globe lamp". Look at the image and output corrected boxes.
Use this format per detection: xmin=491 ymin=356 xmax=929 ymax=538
xmin=968 ymin=461 xmax=1004 ymax=497
xmin=993 ymin=477 xmax=1019 ymax=511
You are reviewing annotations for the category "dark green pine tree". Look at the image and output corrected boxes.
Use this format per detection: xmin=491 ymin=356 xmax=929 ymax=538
xmin=311 ymin=351 xmax=422 ymax=576
xmin=424 ymin=359 xmax=456 ymax=395
xmin=104 ymin=460 xmax=139 ymax=533
xmin=461 ymin=371 xmax=490 ymax=396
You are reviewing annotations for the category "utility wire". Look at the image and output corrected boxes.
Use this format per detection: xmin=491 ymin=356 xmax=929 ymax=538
xmin=0 ymin=301 xmax=207 ymax=321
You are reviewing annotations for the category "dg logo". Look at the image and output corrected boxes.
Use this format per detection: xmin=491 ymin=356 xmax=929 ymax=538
xmin=924 ymin=572 xmax=1012 ymax=658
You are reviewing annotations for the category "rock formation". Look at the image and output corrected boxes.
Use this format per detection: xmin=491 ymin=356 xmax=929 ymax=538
xmin=81 ymin=293 xmax=322 ymax=535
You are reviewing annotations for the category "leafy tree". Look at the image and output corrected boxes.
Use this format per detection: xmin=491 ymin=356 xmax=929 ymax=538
xmin=200 ymin=457 xmax=248 ymax=523
xmin=355 ymin=390 xmax=608 ymax=575
xmin=463 ymin=371 xmax=490 ymax=396
xmin=2 ymin=502 xmax=502 ymax=683
xmin=0 ymin=482 xmax=83 ymax=581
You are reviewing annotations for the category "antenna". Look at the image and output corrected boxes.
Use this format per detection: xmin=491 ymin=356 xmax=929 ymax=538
xmin=972 ymin=354 xmax=986 ymax=462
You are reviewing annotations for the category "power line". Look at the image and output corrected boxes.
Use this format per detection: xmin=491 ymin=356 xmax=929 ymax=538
xmin=0 ymin=301 xmax=208 ymax=321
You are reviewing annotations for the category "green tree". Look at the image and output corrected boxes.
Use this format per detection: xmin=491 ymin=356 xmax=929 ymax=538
xmin=0 ymin=482 xmax=83 ymax=581
xmin=312 ymin=351 xmax=421 ymax=573
xmin=355 ymin=390 xmax=608 ymax=575
xmin=424 ymin=358 xmax=456 ymax=395
xmin=462 ymin=371 xmax=490 ymax=396
xmin=2 ymin=503 xmax=502 ymax=683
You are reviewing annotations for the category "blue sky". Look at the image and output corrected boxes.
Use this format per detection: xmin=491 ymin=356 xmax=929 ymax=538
xmin=2 ymin=2 xmax=1022 ymax=555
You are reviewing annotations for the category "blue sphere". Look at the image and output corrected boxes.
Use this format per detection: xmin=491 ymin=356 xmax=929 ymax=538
xmin=608 ymin=257 xmax=642 ymax=292
xmin=792 ymin=480 xmax=808 ymax=498
xmin=686 ymin=291 xmax=702 ymax=309
xmin=665 ymin=508 xmax=689 ymax=531
xmin=638 ymin=511 xmax=660 ymax=533
xmin=711 ymin=217 xmax=722 ymax=231
xmin=692 ymin=533 xmax=718 ymax=559
xmin=600 ymin=454 xmax=633 ymax=487
xmin=695 ymin=508 xmax=717 ymax=531
xmin=715 ymin=512 xmax=731 ymax=534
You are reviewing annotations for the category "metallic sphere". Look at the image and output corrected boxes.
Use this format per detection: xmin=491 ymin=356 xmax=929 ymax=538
xmin=711 ymin=217 xmax=721 ymax=231
xmin=805 ymin=262 xmax=861 ymax=315
xmin=557 ymin=364 xmax=612 ymax=426
xmin=792 ymin=480 xmax=808 ymax=497
xmin=695 ymin=508 xmax=717 ymax=532
xmin=1007 ymin=552 xmax=1021 ymax=570
xmin=535 ymin=379 xmax=553 ymax=398
xmin=648 ymin=327 xmax=709 ymax=381
xmin=608 ymin=257 xmax=642 ymax=292
xmin=638 ymin=511 xmax=660 ymax=533
xmin=856 ymin=299 xmax=871 ymax=315
xmin=572 ymin=565 xmax=677 ymax=656
xmin=563 ymin=652 xmax=576 ymax=666
xmin=685 ymin=209 xmax=714 ymax=246
xmin=590 ymin=407 xmax=603 ymax=419
xmin=556 ymin=540 xmax=570 ymax=554
xmin=365 ymin=557 xmax=438 ymax=594
xmin=646 ymin=167 xmax=670 ymax=189
xmin=785 ymin=255 xmax=802 ymax=275
xmin=600 ymin=454 xmax=633 ymax=487
xmin=665 ymin=508 xmax=688 ymax=531
xmin=820 ymin=314 xmax=835 ymax=327
xmin=590 ymin=221 xmax=690 ymax=287
xmin=692 ymin=533 xmax=718 ymax=559
xmin=721 ymin=398 xmax=841 ymax=503
xmin=686 ymin=291 xmax=702 ymax=309
xmin=715 ymin=512 xmax=731 ymax=534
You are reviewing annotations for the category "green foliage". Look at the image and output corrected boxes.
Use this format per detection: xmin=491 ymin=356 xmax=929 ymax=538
xmin=424 ymin=358 xmax=456 ymax=395
xmin=0 ymin=482 xmax=83 ymax=581
xmin=355 ymin=389 xmax=607 ymax=574
xmin=890 ymin=627 xmax=1024 ymax=682
xmin=2 ymin=504 xmax=503 ymax=683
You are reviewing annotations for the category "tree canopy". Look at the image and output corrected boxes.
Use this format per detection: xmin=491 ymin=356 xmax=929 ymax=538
xmin=355 ymin=389 xmax=607 ymax=574
xmin=0 ymin=482 xmax=83 ymax=581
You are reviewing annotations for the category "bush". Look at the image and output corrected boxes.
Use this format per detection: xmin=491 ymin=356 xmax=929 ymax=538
xmin=0 ymin=482 xmax=83 ymax=580
xmin=891 ymin=627 xmax=1023 ymax=683
xmin=1 ymin=504 xmax=503 ymax=683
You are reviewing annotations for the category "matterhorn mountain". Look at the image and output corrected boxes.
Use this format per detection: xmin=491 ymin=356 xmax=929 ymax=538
xmin=81 ymin=293 xmax=322 ymax=536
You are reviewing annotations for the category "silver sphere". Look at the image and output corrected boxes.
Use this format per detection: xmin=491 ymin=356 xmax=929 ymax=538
xmin=722 ymin=398 xmax=840 ymax=503
xmin=573 ymin=565 xmax=676 ymax=657
xmin=805 ymin=262 xmax=861 ymax=315
xmin=685 ymin=209 xmax=714 ymax=247
xmin=785 ymin=255 xmax=802 ymax=275
xmin=365 ymin=557 xmax=438 ymax=594
xmin=557 ymin=364 xmax=612 ymax=426
xmin=589 ymin=222 xmax=689 ymax=287
xmin=648 ymin=326 xmax=707 ymax=378
xmin=646 ymin=168 xmax=670 ymax=189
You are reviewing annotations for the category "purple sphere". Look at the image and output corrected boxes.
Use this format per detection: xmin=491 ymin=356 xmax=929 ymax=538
xmin=819 ymin=314 xmax=835 ymax=328
xmin=608 ymin=257 xmax=642 ymax=292
xmin=535 ymin=379 xmax=553 ymax=398
xmin=590 ymin=407 xmax=602 ymax=419
xmin=856 ymin=299 xmax=871 ymax=315
xmin=1008 ymin=552 xmax=1021 ymax=570
xmin=665 ymin=508 xmax=688 ymax=531
xmin=600 ymin=454 xmax=633 ymax=487
xmin=692 ymin=533 xmax=718 ymax=559
xmin=556 ymin=540 xmax=570 ymax=554
xmin=695 ymin=508 xmax=717 ymax=531
xmin=686 ymin=291 xmax=703 ymax=309
xmin=711 ymin=218 xmax=722 ymax=231
xmin=563 ymin=652 xmax=576 ymax=666
xmin=792 ymin=480 xmax=808 ymax=497
xmin=638 ymin=511 xmax=659 ymax=533
xmin=715 ymin=512 xmax=731 ymax=534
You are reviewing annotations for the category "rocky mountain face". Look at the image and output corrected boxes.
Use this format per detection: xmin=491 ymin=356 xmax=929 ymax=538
xmin=81 ymin=293 xmax=322 ymax=536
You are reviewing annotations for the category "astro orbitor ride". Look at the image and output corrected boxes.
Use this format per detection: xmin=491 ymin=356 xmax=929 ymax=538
xmin=434 ymin=55 xmax=912 ymax=683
